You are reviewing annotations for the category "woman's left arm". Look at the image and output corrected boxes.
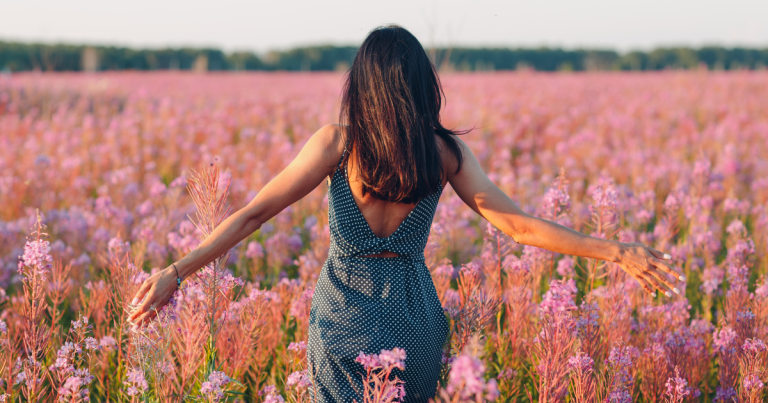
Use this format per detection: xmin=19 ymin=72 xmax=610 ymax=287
xmin=129 ymin=124 xmax=344 ymax=325
xmin=446 ymin=136 xmax=685 ymax=297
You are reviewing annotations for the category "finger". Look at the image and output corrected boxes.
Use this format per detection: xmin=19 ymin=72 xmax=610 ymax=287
xmin=650 ymin=258 xmax=685 ymax=281
xmin=642 ymin=271 xmax=673 ymax=297
xmin=129 ymin=289 xmax=156 ymax=321
xmin=635 ymin=275 xmax=657 ymax=297
xmin=131 ymin=281 xmax=152 ymax=306
xmin=648 ymin=247 xmax=672 ymax=261
xmin=134 ymin=309 xmax=158 ymax=327
xmin=646 ymin=268 xmax=680 ymax=295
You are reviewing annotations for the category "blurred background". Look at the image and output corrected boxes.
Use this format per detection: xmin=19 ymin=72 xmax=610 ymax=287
xmin=1 ymin=0 xmax=767 ymax=73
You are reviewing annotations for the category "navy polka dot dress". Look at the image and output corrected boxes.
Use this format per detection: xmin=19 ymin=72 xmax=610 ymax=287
xmin=308 ymin=151 xmax=450 ymax=403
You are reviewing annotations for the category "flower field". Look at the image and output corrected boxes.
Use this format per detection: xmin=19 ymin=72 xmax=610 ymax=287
xmin=0 ymin=70 xmax=767 ymax=402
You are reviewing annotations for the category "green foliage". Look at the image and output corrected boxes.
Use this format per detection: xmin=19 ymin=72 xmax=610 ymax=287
xmin=2 ymin=40 xmax=767 ymax=72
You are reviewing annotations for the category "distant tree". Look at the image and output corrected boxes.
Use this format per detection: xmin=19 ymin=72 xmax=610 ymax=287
xmin=1 ymin=41 xmax=767 ymax=72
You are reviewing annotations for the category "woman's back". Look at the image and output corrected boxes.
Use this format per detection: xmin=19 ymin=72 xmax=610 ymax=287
xmin=334 ymin=125 xmax=454 ymax=254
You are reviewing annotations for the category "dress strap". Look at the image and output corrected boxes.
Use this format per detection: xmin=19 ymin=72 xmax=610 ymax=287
xmin=336 ymin=133 xmax=350 ymax=172
xmin=336 ymin=147 xmax=347 ymax=172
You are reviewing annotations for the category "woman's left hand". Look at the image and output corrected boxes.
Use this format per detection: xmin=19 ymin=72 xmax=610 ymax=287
xmin=129 ymin=266 xmax=179 ymax=326
xmin=614 ymin=242 xmax=685 ymax=297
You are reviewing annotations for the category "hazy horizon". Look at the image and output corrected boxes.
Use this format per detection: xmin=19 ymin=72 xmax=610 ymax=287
xmin=1 ymin=0 xmax=767 ymax=54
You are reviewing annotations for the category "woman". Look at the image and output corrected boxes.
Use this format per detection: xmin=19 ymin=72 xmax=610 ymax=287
xmin=130 ymin=25 xmax=683 ymax=403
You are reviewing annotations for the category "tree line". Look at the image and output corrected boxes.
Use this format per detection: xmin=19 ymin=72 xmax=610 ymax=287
xmin=1 ymin=40 xmax=767 ymax=72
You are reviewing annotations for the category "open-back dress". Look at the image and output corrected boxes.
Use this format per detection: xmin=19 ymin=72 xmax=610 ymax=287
xmin=307 ymin=150 xmax=450 ymax=403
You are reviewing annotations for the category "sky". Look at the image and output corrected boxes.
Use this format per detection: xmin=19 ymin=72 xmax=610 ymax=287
xmin=1 ymin=0 xmax=767 ymax=53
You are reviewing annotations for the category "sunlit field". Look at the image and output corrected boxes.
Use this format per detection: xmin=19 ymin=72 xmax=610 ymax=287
xmin=1 ymin=71 xmax=767 ymax=402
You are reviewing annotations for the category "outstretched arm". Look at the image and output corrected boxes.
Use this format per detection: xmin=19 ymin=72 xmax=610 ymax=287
xmin=129 ymin=124 xmax=344 ymax=324
xmin=446 ymin=137 xmax=684 ymax=296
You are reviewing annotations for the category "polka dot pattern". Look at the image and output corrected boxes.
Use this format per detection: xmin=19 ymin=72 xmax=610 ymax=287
xmin=308 ymin=151 xmax=449 ymax=403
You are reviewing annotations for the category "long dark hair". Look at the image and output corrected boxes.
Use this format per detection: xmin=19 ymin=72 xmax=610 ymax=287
xmin=340 ymin=24 xmax=466 ymax=204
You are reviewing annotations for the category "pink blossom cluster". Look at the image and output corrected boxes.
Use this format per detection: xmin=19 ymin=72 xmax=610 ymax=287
xmin=539 ymin=278 xmax=577 ymax=317
xmin=446 ymin=354 xmax=499 ymax=401
xmin=260 ymin=385 xmax=285 ymax=403
xmin=19 ymin=239 xmax=53 ymax=273
xmin=286 ymin=370 xmax=312 ymax=389
xmin=200 ymin=371 xmax=232 ymax=401
xmin=356 ymin=348 xmax=406 ymax=372
xmin=124 ymin=368 xmax=148 ymax=397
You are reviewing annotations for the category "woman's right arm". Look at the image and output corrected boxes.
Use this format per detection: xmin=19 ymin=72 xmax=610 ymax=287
xmin=129 ymin=124 xmax=344 ymax=324
xmin=445 ymin=136 xmax=683 ymax=296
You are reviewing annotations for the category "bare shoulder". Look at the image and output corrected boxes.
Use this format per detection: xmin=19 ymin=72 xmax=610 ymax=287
xmin=435 ymin=133 xmax=471 ymax=180
xmin=315 ymin=124 xmax=345 ymax=150
xmin=311 ymin=124 xmax=346 ymax=163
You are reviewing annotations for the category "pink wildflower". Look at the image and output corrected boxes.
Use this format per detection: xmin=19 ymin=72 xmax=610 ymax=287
xmin=664 ymin=367 xmax=690 ymax=403
xmin=539 ymin=279 xmax=577 ymax=317
xmin=124 ymin=368 xmax=148 ymax=396
xmin=286 ymin=370 xmax=312 ymax=389
xmin=260 ymin=385 xmax=285 ymax=403
xmin=288 ymin=341 xmax=307 ymax=352
xmin=245 ymin=241 xmax=264 ymax=259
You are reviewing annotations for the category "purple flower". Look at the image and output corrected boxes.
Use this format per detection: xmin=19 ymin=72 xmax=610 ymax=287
xmin=201 ymin=371 xmax=232 ymax=401
xmin=107 ymin=236 xmax=130 ymax=255
xmin=288 ymin=341 xmax=307 ymax=352
xmin=726 ymin=240 xmax=756 ymax=267
xmin=443 ymin=290 xmax=461 ymax=315
xmin=700 ymin=265 xmax=724 ymax=296
xmin=289 ymin=288 xmax=314 ymax=320
xmin=136 ymin=200 xmax=154 ymax=217
xmin=378 ymin=347 xmax=406 ymax=371
xmin=355 ymin=348 xmax=406 ymax=373
xmin=169 ymin=175 xmax=187 ymax=188
xmin=556 ymin=257 xmax=575 ymax=278
xmin=245 ymin=241 xmax=264 ymax=259
xmin=567 ymin=351 xmax=594 ymax=372
xmin=743 ymin=338 xmax=767 ymax=354
xmin=608 ymin=390 xmax=632 ymax=403
xmin=58 ymin=370 xmax=93 ymax=401
xmin=589 ymin=176 xmax=618 ymax=210
xmin=99 ymin=336 xmax=117 ymax=351
xmin=381 ymin=383 xmax=406 ymax=402
xmin=52 ymin=342 xmax=75 ymax=372
xmin=432 ymin=262 xmax=455 ymax=278
xmin=501 ymin=255 xmax=530 ymax=275
xmin=485 ymin=378 xmax=500 ymax=401
xmin=260 ymin=385 xmax=285 ymax=403
xmin=714 ymin=387 xmax=737 ymax=402
xmin=287 ymin=234 xmax=303 ymax=252
xmin=84 ymin=337 xmax=99 ymax=351
xmin=20 ymin=239 xmax=53 ymax=273
xmin=286 ymin=370 xmax=312 ymax=389
xmin=605 ymin=344 xmax=638 ymax=403
xmin=725 ymin=219 xmax=746 ymax=237
xmin=538 ymin=179 xmax=571 ymax=221
xmin=447 ymin=354 xmax=487 ymax=399
xmin=539 ymin=279 xmax=577 ymax=317
xmin=356 ymin=352 xmax=382 ymax=370
xmin=713 ymin=326 xmax=738 ymax=354
xmin=743 ymin=374 xmax=764 ymax=392
xmin=149 ymin=181 xmax=167 ymax=198
xmin=664 ymin=367 xmax=690 ymax=403
xmin=460 ymin=261 xmax=481 ymax=278
xmin=124 ymin=368 xmax=148 ymax=396
xmin=663 ymin=194 xmax=680 ymax=213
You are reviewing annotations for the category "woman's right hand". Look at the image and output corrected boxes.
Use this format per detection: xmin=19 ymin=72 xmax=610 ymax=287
xmin=128 ymin=266 xmax=179 ymax=326
xmin=614 ymin=242 xmax=685 ymax=297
